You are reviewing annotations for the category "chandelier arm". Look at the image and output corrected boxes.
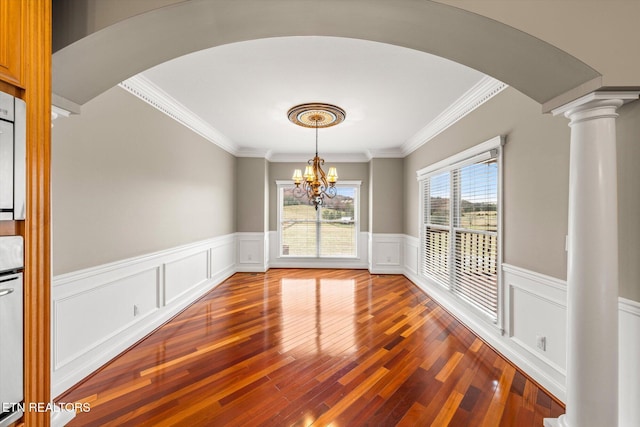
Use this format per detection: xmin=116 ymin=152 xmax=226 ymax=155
xmin=289 ymin=103 xmax=344 ymax=209
xmin=316 ymin=157 xmax=330 ymax=191
xmin=326 ymin=186 xmax=337 ymax=198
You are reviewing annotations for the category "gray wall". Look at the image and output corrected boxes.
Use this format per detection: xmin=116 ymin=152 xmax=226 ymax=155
xmin=268 ymin=162 xmax=369 ymax=232
xmin=52 ymin=0 xmax=184 ymax=52
xmin=617 ymin=100 xmax=640 ymax=302
xmin=236 ymin=157 xmax=269 ymax=232
xmin=370 ymin=158 xmax=404 ymax=234
xmin=404 ymin=86 xmax=640 ymax=302
xmin=52 ymin=86 xmax=236 ymax=275
xmin=404 ymin=87 xmax=570 ymax=281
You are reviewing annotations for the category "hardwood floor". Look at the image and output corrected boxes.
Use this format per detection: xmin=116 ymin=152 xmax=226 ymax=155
xmin=57 ymin=269 xmax=564 ymax=426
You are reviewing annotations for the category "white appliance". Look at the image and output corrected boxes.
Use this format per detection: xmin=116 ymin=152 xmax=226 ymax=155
xmin=0 ymin=90 xmax=26 ymax=221
xmin=0 ymin=236 xmax=24 ymax=426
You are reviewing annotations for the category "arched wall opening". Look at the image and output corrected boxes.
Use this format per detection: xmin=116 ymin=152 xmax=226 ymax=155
xmin=52 ymin=0 xmax=601 ymax=112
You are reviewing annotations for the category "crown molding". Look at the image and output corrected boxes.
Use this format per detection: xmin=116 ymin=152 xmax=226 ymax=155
xmin=401 ymin=76 xmax=508 ymax=156
xmin=268 ymin=152 xmax=371 ymax=163
xmin=118 ymin=74 xmax=507 ymax=161
xmin=119 ymin=75 xmax=239 ymax=155
xmin=367 ymin=148 xmax=405 ymax=159
xmin=236 ymin=147 xmax=273 ymax=158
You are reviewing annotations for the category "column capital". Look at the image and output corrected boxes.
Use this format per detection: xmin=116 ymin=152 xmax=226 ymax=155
xmin=551 ymin=91 xmax=639 ymax=121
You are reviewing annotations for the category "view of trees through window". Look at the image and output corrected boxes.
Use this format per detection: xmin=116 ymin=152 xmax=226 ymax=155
xmin=280 ymin=186 xmax=357 ymax=257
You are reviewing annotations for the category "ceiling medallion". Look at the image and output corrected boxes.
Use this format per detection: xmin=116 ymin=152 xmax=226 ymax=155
xmin=287 ymin=103 xmax=346 ymax=128
xmin=289 ymin=103 xmax=345 ymax=210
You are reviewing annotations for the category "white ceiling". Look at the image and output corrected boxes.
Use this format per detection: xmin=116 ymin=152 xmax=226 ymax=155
xmin=138 ymin=36 xmax=486 ymax=159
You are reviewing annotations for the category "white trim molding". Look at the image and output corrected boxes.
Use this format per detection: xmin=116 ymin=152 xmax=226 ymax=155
xmin=268 ymin=152 xmax=372 ymax=163
xmin=404 ymin=261 xmax=567 ymax=397
xmin=403 ymin=235 xmax=420 ymax=276
xmin=619 ymin=297 xmax=640 ymax=427
xmin=51 ymin=234 xmax=236 ymax=397
xmin=236 ymin=232 xmax=269 ymax=273
xmin=402 ymin=76 xmax=507 ymax=156
xmin=118 ymin=75 xmax=507 ymax=162
xmin=370 ymin=234 xmax=405 ymax=274
xmin=406 ymin=256 xmax=640 ymax=416
xmin=503 ymin=264 xmax=567 ymax=396
xmin=119 ymin=75 xmax=238 ymax=155
xmin=50 ymin=231 xmax=640 ymax=425
xmin=416 ymin=134 xmax=505 ymax=180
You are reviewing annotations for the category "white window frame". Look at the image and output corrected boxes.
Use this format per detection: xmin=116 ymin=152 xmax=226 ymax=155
xmin=416 ymin=135 xmax=504 ymax=328
xmin=276 ymin=180 xmax=361 ymax=259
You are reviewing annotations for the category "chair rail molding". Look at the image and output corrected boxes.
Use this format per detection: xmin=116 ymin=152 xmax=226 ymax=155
xmin=51 ymin=234 xmax=236 ymax=397
xmin=51 ymin=232 xmax=639 ymax=427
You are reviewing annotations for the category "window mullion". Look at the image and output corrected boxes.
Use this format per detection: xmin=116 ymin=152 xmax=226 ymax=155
xmin=316 ymin=206 xmax=321 ymax=257
xmin=448 ymin=170 xmax=459 ymax=290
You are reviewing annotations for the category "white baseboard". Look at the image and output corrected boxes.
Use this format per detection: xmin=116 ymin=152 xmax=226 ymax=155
xmin=403 ymin=267 xmax=565 ymax=401
xmin=51 ymin=231 xmax=639 ymax=426
xmin=51 ymin=405 xmax=76 ymax=427
xmin=51 ymin=234 xmax=236 ymax=397
xmin=403 ymin=241 xmax=639 ymax=424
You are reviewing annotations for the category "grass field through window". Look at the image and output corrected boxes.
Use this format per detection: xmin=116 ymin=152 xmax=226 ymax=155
xmin=281 ymin=202 xmax=356 ymax=257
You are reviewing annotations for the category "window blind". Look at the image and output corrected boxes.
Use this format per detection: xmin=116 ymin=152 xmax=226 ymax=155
xmin=420 ymin=150 xmax=500 ymax=322
xmin=422 ymin=172 xmax=451 ymax=287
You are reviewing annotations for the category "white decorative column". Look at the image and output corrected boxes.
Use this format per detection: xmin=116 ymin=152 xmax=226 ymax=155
xmin=545 ymin=92 xmax=639 ymax=427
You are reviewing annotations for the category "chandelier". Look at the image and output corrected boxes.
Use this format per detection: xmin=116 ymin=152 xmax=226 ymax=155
xmin=288 ymin=103 xmax=345 ymax=209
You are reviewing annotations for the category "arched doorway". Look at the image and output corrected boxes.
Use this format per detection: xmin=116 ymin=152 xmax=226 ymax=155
xmin=52 ymin=0 xmax=600 ymax=110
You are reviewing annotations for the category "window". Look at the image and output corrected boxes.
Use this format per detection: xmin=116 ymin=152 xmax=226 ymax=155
xmin=418 ymin=137 xmax=502 ymax=322
xmin=278 ymin=181 xmax=360 ymax=258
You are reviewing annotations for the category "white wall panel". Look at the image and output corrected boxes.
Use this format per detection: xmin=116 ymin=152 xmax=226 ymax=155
xmin=54 ymin=268 xmax=159 ymax=369
xmin=404 ymin=235 xmax=419 ymax=275
xmin=237 ymin=232 xmax=267 ymax=272
xmin=619 ymin=298 xmax=640 ymax=427
xmin=164 ymin=251 xmax=208 ymax=304
xmin=370 ymin=234 xmax=404 ymax=274
xmin=510 ymin=286 xmax=566 ymax=374
xmin=212 ymin=238 xmax=236 ymax=278
xmin=52 ymin=232 xmax=639 ymax=424
xmin=51 ymin=235 xmax=236 ymax=397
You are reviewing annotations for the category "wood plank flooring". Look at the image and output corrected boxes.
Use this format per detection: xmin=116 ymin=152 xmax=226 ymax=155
xmin=57 ymin=269 xmax=564 ymax=426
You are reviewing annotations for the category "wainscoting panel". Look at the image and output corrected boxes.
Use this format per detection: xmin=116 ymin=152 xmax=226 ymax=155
xmin=51 ymin=235 xmax=236 ymax=397
xmin=237 ymin=232 xmax=268 ymax=272
xmin=503 ymin=264 xmax=567 ymax=389
xmin=407 ymin=253 xmax=639 ymax=423
xmin=404 ymin=259 xmax=567 ymax=400
xmin=53 ymin=267 xmax=160 ymax=370
xmin=211 ymin=235 xmax=236 ymax=281
xmin=51 ymin=231 xmax=639 ymax=424
xmin=370 ymin=234 xmax=404 ymax=274
xmin=403 ymin=235 xmax=419 ymax=276
xmin=619 ymin=298 xmax=640 ymax=427
xmin=164 ymin=250 xmax=208 ymax=305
